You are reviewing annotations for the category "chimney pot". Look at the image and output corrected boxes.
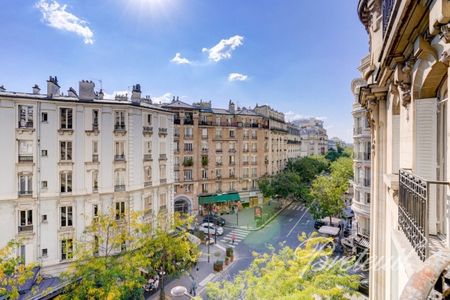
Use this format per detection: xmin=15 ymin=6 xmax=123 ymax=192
xmin=131 ymin=83 xmax=142 ymax=104
xmin=32 ymin=84 xmax=40 ymax=95
xmin=47 ymin=76 xmax=60 ymax=97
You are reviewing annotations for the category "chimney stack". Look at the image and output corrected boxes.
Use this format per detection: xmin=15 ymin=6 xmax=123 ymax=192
xmin=47 ymin=76 xmax=60 ymax=97
xmin=68 ymin=87 xmax=78 ymax=98
xmin=98 ymin=89 xmax=104 ymax=100
xmin=79 ymin=80 xmax=95 ymax=101
xmin=229 ymin=100 xmax=235 ymax=114
xmin=131 ymin=84 xmax=142 ymax=104
xmin=32 ymin=84 xmax=40 ymax=95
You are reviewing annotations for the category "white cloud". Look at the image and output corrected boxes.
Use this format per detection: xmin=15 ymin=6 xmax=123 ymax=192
xmin=153 ymin=92 xmax=173 ymax=104
xmin=103 ymin=90 xmax=129 ymax=100
xmin=202 ymin=35 xmax=244 ymax=62
xmin=284 ymin=111 xmax=328 ymax=123
xmin=170 ymin=53 xmax=191 ymax=65
xmin=228 ymin=73 xmax=248 ymax=82
xmin=35 ymin=0 xmax=94 ymax=44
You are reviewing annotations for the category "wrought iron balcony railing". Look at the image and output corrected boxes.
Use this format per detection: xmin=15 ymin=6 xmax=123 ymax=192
xmin=114 ymin=184 xmax=126 ymax=192
xmin=399 ymin=169 xmax=450 ymax=261
xmin=18 ymin=225 xmax=33 ymax=233
xmin=18 ymin=155 xmax=33 ymax=162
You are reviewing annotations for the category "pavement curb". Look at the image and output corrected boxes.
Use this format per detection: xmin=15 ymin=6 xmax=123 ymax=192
xmin=224 ymin=200 xmax=295 ymax=231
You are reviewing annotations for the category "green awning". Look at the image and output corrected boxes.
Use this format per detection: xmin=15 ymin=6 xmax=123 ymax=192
xmin=198 ymin=192 xmax=241 ymax=205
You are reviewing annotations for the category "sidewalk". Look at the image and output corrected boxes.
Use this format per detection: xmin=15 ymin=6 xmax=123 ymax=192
xmin=148 ymin=242 xmax=236 ymax=299
xmin=221 ymin=200 xmax=293 ymax=230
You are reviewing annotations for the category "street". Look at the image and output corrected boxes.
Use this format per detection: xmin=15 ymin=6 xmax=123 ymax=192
xmin=148 ymin=202 xmax=315 ymax=299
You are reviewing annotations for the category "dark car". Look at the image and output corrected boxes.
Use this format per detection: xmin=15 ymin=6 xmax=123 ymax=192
xmin=314 ymin=219 xmax=326 ymax=229
xmin=203 ymin=214 xmax=226 ymax=226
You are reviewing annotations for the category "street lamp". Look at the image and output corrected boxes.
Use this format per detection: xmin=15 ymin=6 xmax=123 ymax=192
xmin=170 ymin=286 xmax=194 ymax=299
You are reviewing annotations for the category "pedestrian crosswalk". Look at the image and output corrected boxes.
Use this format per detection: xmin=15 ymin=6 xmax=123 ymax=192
xmin=219 ymin=228 xmax=250 ymax=248
xmin=290 ymin=203 xmax=305 ymax=211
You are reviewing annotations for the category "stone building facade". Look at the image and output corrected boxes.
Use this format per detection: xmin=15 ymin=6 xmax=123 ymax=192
xmin=0 ymin=78 xmax=174 ymax=275
xmin=163 ymin=100 xmax=270 ymax=215
xmin=357 ymin=0 xmax=450 ymax=298
xmin=293 ymin=118 xmax=328 ymax=156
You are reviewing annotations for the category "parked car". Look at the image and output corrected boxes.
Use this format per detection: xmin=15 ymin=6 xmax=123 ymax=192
xmin=203 ymin=214 xmax=226 ymax=226
xmin=314 ymin=219 xmax=326 ymax=229
xmin=198 ymin=223 xmax=224 ymax=236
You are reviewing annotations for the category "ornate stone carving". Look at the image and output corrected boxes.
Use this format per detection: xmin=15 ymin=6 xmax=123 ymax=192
xmin=441 ymin=23 xmax=450 ymax=43
xmin=395 ymin=60 xmax=414 ymax=107
xmin=440 ymin=49 xmax=450 ymax=66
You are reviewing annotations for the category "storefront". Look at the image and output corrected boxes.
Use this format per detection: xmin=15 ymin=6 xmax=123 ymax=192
xmin=198 ymin=192 xmax=241 ymax=216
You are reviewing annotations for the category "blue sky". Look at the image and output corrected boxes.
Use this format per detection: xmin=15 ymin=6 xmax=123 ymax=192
xmin=0 ymin=0 xmax=367 ymax=142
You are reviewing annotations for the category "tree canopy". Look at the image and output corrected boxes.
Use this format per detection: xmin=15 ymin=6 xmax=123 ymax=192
xmin=206 ymin=234 xmax=359 ymax=300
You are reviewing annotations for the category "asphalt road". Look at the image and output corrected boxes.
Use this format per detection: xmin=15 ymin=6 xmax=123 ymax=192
xmin=201 ymin=202 xmax=315 ymax=296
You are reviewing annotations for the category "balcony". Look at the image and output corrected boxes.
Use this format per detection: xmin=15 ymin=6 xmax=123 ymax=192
xmin=201 ymin=149 xmax=209 ymax=154
xmin=243 ymin=149 xmax=249 ymax=153
xmin=18 ymin=155 xmax=33 ymax=163
xmin=114 ymin=154 xmax=126 ymax=161
xmin=159 ymin=154 xmax=167 ymax=161
xmin=228 ymin=149 xmax=236 ymax=153
xmin=143 ymin=126 xmax=153 ymax=136
xmin=183 ymin=119 xmax=194 ymax=125
xmin=398 ymin=169 xmax=449 ymax=261
xmin=251 ymin=148 xmax=258 ymax=153
xmin=216 ymin=162 xmax=223 ymax=166
xmin=18 ymin=121 xmax=34 ymax=129
xmin=92 ymin=154 xmax=99 ymax=163
xmin=114 ymin=184 xmax=126 ymax=192
xmin=184 ymin=134 xmax=193 ymax=140
xmin=243 ymin=161 xmax=249 ymax=166
xmin=216 ymin=149 xmax=223 ymax=153
xmin=144 ymin=154 xmax=152 ymax=161
xmin=158 ymin=128 xmax=168 ymax=136
xmin=243 ymin=135 xmax=249 ymax=140
xmin=18 ymin=225 xmax=33 ymax=233
xmin=114 ymin=124 xmax=126 ymax=132
xmin=251 ymin=161 xmax=257 ymax=166
xmin=251 ymin=135 xmax=257 ymax=140
xmin=201 ymin=135 xmax=208 ymax=140
xmin=144 ymin=181 xmax=152 ymax=187
xmin=18 ymin=190 xmax=32 ymax=197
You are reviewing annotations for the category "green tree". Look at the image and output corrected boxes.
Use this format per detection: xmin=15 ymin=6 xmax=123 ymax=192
xmin=289 ymin=156 xmax=329 ymax=184
xmin=325 ymin=148 xmax=339 ymax=162
xmin=0 ymin=240 xmax=38 ymax=300
xmin=309 ymin=175 xmax=347 ymax=224
xmin=60 ymin=211 xmax=199 ymax=300
xmin=257 ymin=176 xmax=274 ymax=198
xmin=206 ymin=234 xmax=359 ymax=299
xmin=330 ymin=157 xmax=353 ymax=188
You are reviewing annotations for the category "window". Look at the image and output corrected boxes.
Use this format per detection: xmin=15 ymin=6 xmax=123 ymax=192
xmin=216 ymin=117 xmax=221 ymax=125
xmin=159 ymin=116 xmax=167 ymax=128
xmin=201 ymin=183 xmax=208 ymax=193
xmin=216 ymin=156 xmax=222 ymax=165
xmin=60 ymin=171 xmax=72 ymax=193
xmin=229 ymin=155 xmax=235 ymax=164
xmin=42 ymin=248 xmax=48 ymax=257
xmin=229 ymin=168 xmax=235 ymax=177
xmin=41 ymin=181 xmax=48 ymax=189
xmin=366 ymin=193 xmax=371 ymax=204
xmin=42 ymin=214 xmax=48 ymax=223
xmin=184 ymin=184 xmax=193 ymax=193
xmin=41 ymin=150 xmax=48 ymax=157
xmin=229 ymin=142 xmax=235 ymax=151
xmin=144 ymin=195 xmax=153 ymax=213
xmin=216 ymin=169 xmax=222 ymax=178
xmin=160 ymin=193 xmax=167 ymax=209
xmin=92 ymin=171 xmax=98 ymax=192
xmin=229 ymin=181 xmax=235 ymax=191
xmin=145 ymin=141 xmax=152 ymax=154
xmin=184 ymin=127 xmax=193 ymax=138
xmin=60 ymin=206 xmax=73 ymax=227
xmin=243 ymin=143 xmax=249 ymax=152
xmin=144 ymin=166 xmax=152 ymax=182
xmin=174 ymin=170 xmax=179 ymax=181
xmin=252 ymin=168 xmax=257 ymax=177
xmin=18 ymin=140 xmax=33 ymax=161
xmin=159 ymin=142 xmax=166 ymax=158
xmin=61 ymin=239 xmax=73 ymax=260
xmin=202 ymin=169 xmax=208 ymax=179
xmin=93 ymin=204 xmax=99 ymax=217
xmin=201 ymin=142 xmax=208 ymax=152
xmin=41 ymin=112 xmax=48 ymax=123
xmin=215 ymin=128 xmax=222 ymax=138
xmin=184 ymin=143 xmax=193 ymax=152
xmin=18 ymin=105 xmax=33 ymax=128
xmin=201 ymin=128 xmax=208 ymax=138
xmin=216 ymin=182 xmax=222 ymax=192
xmin=229 ymin=130 xmax=235 ymax=138
xmin=18 ymin=210 xmax=33 ymax=230
xmin=146 ymin=114 xmax=152 ymax=126
xmin=216 ymin=142 xmax=222 ymax=152
xmin=114 ymin=169 xmax=125 ymax=187
xmin=115 ymin=202 xmax=125 ymax=220
xmin=159 ymin=164 xmax=166 ymax=180
xmin=243 ymin=168 xmax=249 ymax=178
xmin=114 ymin=111 xmax=125 ymax=129
xmin=18 ymin=174 xmax=32 ymax=194
xmin=115 ymin=141 xmax=125 ymax=159
xmin=92 ymin=110 xmax=99 ymax=129
xmin=184 ymin=169 xmax=193 ymax=181
xmin=60 ymin=141 xmax=72 ymax=161
xmin=60 ymin=108 xmax=73 ymax=129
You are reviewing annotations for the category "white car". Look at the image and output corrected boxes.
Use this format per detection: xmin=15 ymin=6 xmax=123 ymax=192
xmin=199 ymin=223 xmax=224 ymax=236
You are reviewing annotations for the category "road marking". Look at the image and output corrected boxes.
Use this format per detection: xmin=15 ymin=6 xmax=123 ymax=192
xmin=229 ymin=232 xmax=248 ymax=237
xmin=233 ymin=228 xmax=250 ymax=233
xmin=215 ymin=244 xmax=226 ymax=251
xmin=289 ymin=218 xmax=293 ymax=222
xmin=199 ymin=273 xmax=216 ymax=287
xmin=287 ymin=207 xmax=310 ymax=237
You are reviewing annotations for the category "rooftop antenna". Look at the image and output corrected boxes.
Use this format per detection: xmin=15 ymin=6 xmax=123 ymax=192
xmin=89 ymin=78 xmax=103 ymax=90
